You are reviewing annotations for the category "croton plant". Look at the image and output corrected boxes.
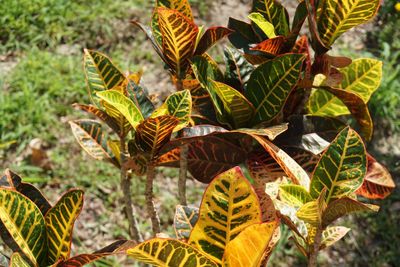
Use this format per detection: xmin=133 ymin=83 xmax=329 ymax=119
xmin=1 ymin=0 xmax=396 ymax=266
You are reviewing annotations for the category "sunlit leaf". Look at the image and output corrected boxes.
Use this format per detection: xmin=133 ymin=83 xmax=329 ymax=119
xmin=356 ymin=155 xmax=395 ymax=199
xmin=244 ymin=54 xmax=305 ymax=124
xmin=296 ymin=200 xmax=320 ymax=225
xmin=316 ymin=0 xmax=380 ymax=47
xmin=279 ymin=184 xmax=313 ymax=208
xmin=157 ymin=7 xmax=199 ymax=77
xmin=174 ymin=205 xmax=199 ymax=240
xmin=96 ymin=90 xmax=144 ymax=129
xmin=252 ymin=0 xmax=290 ymax=35
xmin=127 ymin=238 xmax=218 ymax=266
xmin=310 ymin=127 xmax=366 ymax=202
xmin=222 ymin=222 xmax=278 ymax=267
xmin=157 ymin=0 xmax=193 ymax=20
xmin=135 ymin=116 xmax=179 ymax=158
xmin=322 ymin=197 xmax=379 ymax=227
xmin=250 ymin=36 xmax=285 ymax=56
xmin=248 ymin=12 xmax=276 ymax=38
xmin=320 ymin=226 xmax=350 ymax=250
xmin=45 ymin=190 xmax=84 ymax=264
xmin=189 ymin=167 xmax=261 ymax=264
xmin=0 ymin=188 xmax=47 ymax=266
xmin=9 ymin=253 xmax=31 ymax=267
xmin=83 ymin=50 xmax=125 ymax=99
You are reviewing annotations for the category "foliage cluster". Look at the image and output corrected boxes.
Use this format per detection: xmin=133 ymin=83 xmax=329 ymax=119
xmin=0 ymin=0 xmax=397 ymax=267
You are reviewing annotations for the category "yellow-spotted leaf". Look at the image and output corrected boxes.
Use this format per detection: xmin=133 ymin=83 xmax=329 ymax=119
xmin=157 ymin=7 xmax=199 ymax=77
xmin=316 ymin=0 xmax=380 ymax=47
xmin=320 ymin=226 xmax=350 ymax=250
xmin=310 ymin=127 xmax=366 ymax=202
xmin=127 ymin=238 xmax=218 ymax=266
xmin=322 ymin=197 xmax=379 ymax=227
xmin=296 ymin=200 xmax=320 ymax=225
xmin=252 ymin=0 xmax=289 ymax=36
xmin=356 ymin=155 xmax=395 ymax=199
xmin=69 ymin=120 xmax=116 ymax=164
xmin=96 ymin=90 xmax=144 ymax=129
xmin=189 ymin=167 xmax=261 ymax=264
xmin=279 ymin=184 xmax=313 ymax=208
xmin=174 ymin=205 xmax=199 ymax=240
xmin=83 ymin=50 xmax=125 ymax=96
xmin=244 ymin=54 xmax=305 ymax=124
xmin=152 ymin=90 xmax=192 ymax=132
xmin=45 ymin=190 xmax=84 ymax=264
xmin=222 ymin=222 xmax=278 ymax=267
xmin=9 ymin=253 xmax=31 ymax=267
xmin=157 ymin=0 xmax=193 ymax=21
xmin=135 ymin=116 xmax=179 ymax=158
xmin=0 ymin=188 xmax=47 ymax=266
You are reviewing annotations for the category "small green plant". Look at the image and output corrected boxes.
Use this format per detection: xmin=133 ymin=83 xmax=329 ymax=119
xmin=0 ymin=169 xmax=134 ymax=267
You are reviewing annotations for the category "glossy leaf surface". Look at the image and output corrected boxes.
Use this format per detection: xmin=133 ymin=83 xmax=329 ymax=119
xmin=189 ymin=167 xmax=261 ymax=264
xmin=195 ymin=27 xmax=232 ymax=56
xmin=279 ymin=185 xmax=313 ymax=208
xmin=252 ymin=0 xmax=289 ymax=35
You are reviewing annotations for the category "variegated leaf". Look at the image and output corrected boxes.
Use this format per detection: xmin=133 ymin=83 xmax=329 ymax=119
xmin=322 ymin=197 xmax=379 ymax=227
xmin=127 ymin=238 xmax=218 ymax=266
xmin=9 ymin=253 xmax=31 ymax=267
xmin=310 ymin=127 xmax=367 ymax=202
xmin=244 ymin=54 xmax=305 ymax=124
xmin=126 ymin=79 xmax=155 ymax=119
xmin=189 ymin=167 xmax=261 ymax=264
xmin=135 ymin=116 xmax=179 ymax=158
xmin=248 ymin=12 xmax=277 ymax=38
xmin=0 ymin=189 xmax=47 ymax=266
xmin=83 ymin=50 xmax=125 ymax=98
xmin=279 ymin=184 xmax=313 ymax=208
xmin=320 ymin=226 xmax=350 ymax=250
xmin=45 ymin=190 xmax=84 ymax=264
xmin=96 ymin=90 xmax=144 ymax=129
xmin=174 ymin=205 xmax=199 ymax=240
xmin=222 ymin=222 xmax=278 ymax=267
xmin=57 ymin=240 xmax=135 ymax=267
xmin=251 ymin=36 xmax=285 ymax=56
xmin=252 ymin=0 xmax=290 ymax=36
xmin=316 ymin=0 xmax=380 ymax=47
xmin=69 ymin=120 xmax=116 ymax=165
xmin=157 ymin=0 xmax=193 ymax=20
xmin=195 ymin=27 xmax=233 ymax=56
xmin=157 ymin=7 xmax=199 ymax=77
xmin=356 ymin=155 xmax=395 ymax=199
xmin=223 ymin=46 xmax=254 ymax=91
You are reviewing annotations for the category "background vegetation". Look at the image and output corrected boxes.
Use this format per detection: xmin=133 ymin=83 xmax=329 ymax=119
xmin=1 ymin=0 xmax=399 ymax=266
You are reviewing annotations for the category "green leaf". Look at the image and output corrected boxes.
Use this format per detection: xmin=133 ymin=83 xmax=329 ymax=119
xmin=83 ymin=50 xmax=125 ymax=99
xmin=96 ymin=90 xmax=144 ymax=129
xmin=310 ymin=127 xmax=367 ymax=202
xmin=126 ymin=80 xmax=155 ymax=119
xmin=69 ymin=120 xmax=116 ymax=164
xmin=244 ymin=54 xmax=305 ymax=124
xmin=316 ymin=0 xmax=380 ymax=47
xmin=320 ymin=226 xmax=350 ymax=250
xmin=248 ymin=12 xmax=277 ymax=38
xmin=0 ymin=188 xmax=47 ymax=266
xmin=252 ymin=0 xmax=290 ymax=36
xmin=157 ymin=7 xmax=199 ymax=77
xmin=279 ymin=185 xmax=313 ymax=208
xmin=45 ymin=190 xmax=84 ymax=264
xmin=296 ymin=200 xmax=320 ymax=225
xmin=223 ymin=47 xmax=254 ymax=91
xmin=134 ymin=116 xmax=179 ymax=159
xmin=127 ymin=238 xmax=218 ymax=266
xmin=322 ymin=197 xmax=379 ymax=227
xmin=189 ymin=167 xmax=261 ymax=264
xmin=174 ymin=205 xmax=199 ymax=240
xmin=152 ymin=90 xmax=192 ymax=132
xmin=222 ymin=222 xmax=278 ymax=266
xmin=9 ymin=253 xmax=31 ymax=267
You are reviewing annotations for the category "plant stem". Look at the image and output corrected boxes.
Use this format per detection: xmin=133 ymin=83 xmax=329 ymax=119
xmin=178 ymin=144 xmax=188 ymax=205
xmin=145 ymin=164 xmax=161 ymax=235
xmin=120 ymin=139 xmax=142 ymax=242
xmin=308 ymin=225 xmax=323 ymax=267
